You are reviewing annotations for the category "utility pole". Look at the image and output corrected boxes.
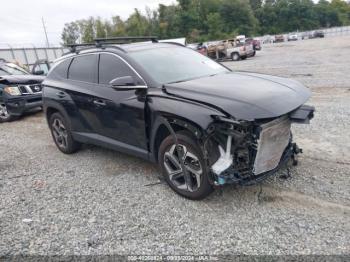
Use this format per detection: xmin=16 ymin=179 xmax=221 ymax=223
xmin=42 ymin=17 xmax=50 ymax=47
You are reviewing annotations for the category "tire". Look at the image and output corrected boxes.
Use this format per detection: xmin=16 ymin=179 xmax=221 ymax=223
xmin=0 ymin=102 xmax=17 ymax=123
xmin=158 ymin=131 xmax=214 ymax=200
xmin=231 ymin=52 xmax=240 ymax=61
xmin=49 ymin=112 xmax=81 ymax=154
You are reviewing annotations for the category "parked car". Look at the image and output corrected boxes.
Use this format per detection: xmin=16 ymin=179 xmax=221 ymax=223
xmin=43 ymin=37 xmax=314 ymax=199
xmin=288 ymin=34 xmax=298 ymax=41
xmin=207 ymin=39 xmax=254 ymax=61
xmin=274 ymin=35 xmax=285 ymax=43
xmin=312 ymin=30 xmax=325 ymax=38
xmin=246 ymin=38 xmax=261 ymax=51
xmin=0 ymin=60 xmax=44 ymax=122
xmin=302 ymin=30 xmax=325 ymax=40
xmin=31 ymin=59 xmax=51 ymax=76
xmin=187 ymin=43 xmax=208 ymax=56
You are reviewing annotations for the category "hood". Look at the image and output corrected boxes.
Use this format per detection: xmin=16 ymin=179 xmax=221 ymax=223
xmin=164 ymin=72 xmax=311 ymax=121
xmin=0 ymin=75 xmax=45 ymax=85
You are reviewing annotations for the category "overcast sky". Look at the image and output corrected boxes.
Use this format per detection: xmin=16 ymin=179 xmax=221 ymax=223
xmin=0 ymin=0 xmax=175 ymax=47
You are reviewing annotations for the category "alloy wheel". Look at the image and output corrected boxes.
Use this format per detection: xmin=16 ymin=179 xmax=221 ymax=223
xmin=51 ymin=118 xmax=68 ymax=149
xmin=0 ymin=103 xmax=10 ymax=120
xmin=163 ymin=144 xmax=202 ymax=192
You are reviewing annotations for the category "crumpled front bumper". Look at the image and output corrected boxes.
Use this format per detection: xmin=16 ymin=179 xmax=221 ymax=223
xmin=4 ymin=93 xmax=42 ymax=116
xmin=215 ymin=141 xmax=298 ymax=186
xmin=209 ymin=105 xmax=314 ymax=186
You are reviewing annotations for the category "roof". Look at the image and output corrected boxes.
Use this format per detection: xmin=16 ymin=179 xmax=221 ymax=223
xmin=64 ymin=36 xmax=185 ymax=55
xmin=118 ymin=42 xmax=182 ymax=52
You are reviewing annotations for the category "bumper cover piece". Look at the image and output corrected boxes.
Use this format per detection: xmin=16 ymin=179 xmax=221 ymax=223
xmin=289 ymin=105 xmax=314 ymax=124
xmin=4 ymin=93 xmax=42 ymax=115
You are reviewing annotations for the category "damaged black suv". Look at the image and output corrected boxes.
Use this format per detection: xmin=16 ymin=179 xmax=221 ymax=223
xmin=43 ymin=37 xmax=314 ymax=199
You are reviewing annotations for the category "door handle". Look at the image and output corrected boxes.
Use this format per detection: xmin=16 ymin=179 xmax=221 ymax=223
xmin=93 ymin=100 xmax=106 ymax=106
xmin=56 ymin=91 xmax=66 ymax=98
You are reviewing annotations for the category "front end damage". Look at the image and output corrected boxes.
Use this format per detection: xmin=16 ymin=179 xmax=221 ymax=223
xmin=205 ymin=105 xmax=314 ymax=186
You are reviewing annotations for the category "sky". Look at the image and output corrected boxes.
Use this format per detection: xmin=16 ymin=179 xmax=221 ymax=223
xmin=0 ymin=0 xmax=175 ymax=47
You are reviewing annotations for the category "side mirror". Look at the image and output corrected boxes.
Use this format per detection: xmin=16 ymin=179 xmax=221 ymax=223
xmin=110 ymin=76 xmax=135 ymax=86
xmin=109 ymin=76 xmax=146 ymax=89
xmin=33 ymin=70 xmax=45 ymax=75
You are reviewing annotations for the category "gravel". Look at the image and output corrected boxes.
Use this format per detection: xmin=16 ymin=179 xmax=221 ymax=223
xmin=0 ymin=35 xmax=349 ymax=256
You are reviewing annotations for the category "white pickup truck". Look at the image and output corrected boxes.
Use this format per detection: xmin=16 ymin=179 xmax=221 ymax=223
xmin=207 ymin=39 xmax=255 ymax=61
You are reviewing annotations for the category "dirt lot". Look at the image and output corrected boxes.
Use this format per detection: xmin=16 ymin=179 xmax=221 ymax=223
xmin=1 ymin=35 xmax=349 ymax=256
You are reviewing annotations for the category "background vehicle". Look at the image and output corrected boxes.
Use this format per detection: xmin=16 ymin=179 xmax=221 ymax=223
xmin=312 ymin=30 xmax=325 ymax=38
xmin=235 ymin=35 xmax=246 ymax=43
xmin=245 ymin=38 xmax=261 ymax=51
xmin=302 ymin=30 xmax=325 ymax=39
xmin=252 ymin=38 xmax=262 ymax=50
xmin=31 ymin=59 xmax=51 ymax=76
xmin=288 ymin=34 xmax=298 ymax=41
xmin=187 ymin=43 xmax=208 ymax=56
xmin=0 ymin=59 xmax=44 ymax=122
xmin=274 ymin=35 xmax=285 ymax=43
xmin=207 ymin=39 xmax=252 ymax=61
xmin=43 ymin=37 xmax=314 ymax=199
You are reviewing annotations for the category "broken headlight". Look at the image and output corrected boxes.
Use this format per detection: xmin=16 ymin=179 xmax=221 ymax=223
xmin=208 ymin=116 xmax=256 ymax=179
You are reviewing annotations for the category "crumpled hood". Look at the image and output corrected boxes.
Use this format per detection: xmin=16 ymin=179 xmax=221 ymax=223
xmin=164 ymin=72 xmax=311 ymax=120
xmin=0 ymin=75 xmax=45 ymax=85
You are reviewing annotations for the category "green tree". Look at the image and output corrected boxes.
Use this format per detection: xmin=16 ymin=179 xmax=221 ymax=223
xmin=95 ymin=17 xmax=106 ymax=38
xmin=78 ymin=17 xmax=95 ymax=43
xmin=61 ymin=22 xmax=80 ymax=45
xmin=330 ymin=0 xmax=350 ymax=25
xmin=206 ymin=12 xmax=224 ymax=40
xmin=111 ymin=16 xmax=126 ymax=36
xmin=219 ymin=0 xmax=258 ymax=36
xmin=125 ymin=9 xmax=148 ymax=36
xmin=315 ymin=0 xmax=341 ymax=27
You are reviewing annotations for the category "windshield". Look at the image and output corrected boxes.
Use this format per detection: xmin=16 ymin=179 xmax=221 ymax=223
xmin=129 ymin=46 xmax=229 ymax=84
xmin=0 ymin=63 xmax=29 ymax=76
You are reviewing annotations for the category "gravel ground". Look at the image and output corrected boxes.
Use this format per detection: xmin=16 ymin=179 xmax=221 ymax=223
xmin=1 ymin=35 xmax=350 ymax=256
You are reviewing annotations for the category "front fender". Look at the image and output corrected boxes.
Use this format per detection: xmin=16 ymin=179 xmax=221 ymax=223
xmin=147 ymin=96 xmax=225 ymax=161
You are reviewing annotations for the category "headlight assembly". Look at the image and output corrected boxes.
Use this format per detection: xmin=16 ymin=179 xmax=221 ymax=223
xmin=4 ymin=86 xmax=21 ymax=96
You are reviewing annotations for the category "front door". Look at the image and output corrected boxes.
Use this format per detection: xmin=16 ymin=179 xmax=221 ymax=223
xmin=91 ymin=53 xmax=148 ymax=150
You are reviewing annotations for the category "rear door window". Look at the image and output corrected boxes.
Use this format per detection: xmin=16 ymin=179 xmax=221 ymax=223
xmin=98 ymin=54 xmax=140 ymax=85
xmin=68 ymin=54 xmax=98 ymax=83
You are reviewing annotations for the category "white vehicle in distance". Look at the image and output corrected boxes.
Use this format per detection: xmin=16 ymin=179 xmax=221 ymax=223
xmin=288 ymin=33 xmax=298 ymax=41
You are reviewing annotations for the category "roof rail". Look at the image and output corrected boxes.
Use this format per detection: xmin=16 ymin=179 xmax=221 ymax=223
xmin=66 ymin=43 xmax=96 ymax=53
xmin=65 ymin=36 xmax=159 ymax=53
xmin=94 ymin=36 xmax=158 ymax=44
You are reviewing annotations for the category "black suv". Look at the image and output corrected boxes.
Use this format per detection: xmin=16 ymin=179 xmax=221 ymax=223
xmin=43 ymin=37 xmax=314 ymax=199
xmin=0 ymin=60 xmax=44 ymax=122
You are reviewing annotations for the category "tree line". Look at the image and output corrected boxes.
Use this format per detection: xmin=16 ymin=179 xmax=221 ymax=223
xmin=61 ymin=0 xmax=350 ymax=45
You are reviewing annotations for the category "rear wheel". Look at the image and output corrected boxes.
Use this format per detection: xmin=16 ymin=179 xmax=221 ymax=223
xmin=49 ymin=112 xmax=81 ymax=154
xmin=0 ymin=103 xmax=16 ymax=123
xmin=231 ymin=52 xmax=240 ymax=61
xmin=158 ymin=131 xmax=214 ymax=200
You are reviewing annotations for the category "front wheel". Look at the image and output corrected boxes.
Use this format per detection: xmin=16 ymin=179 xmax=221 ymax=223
xmin=158 ymin=131 xmax=214 ymax=200
xmin=0 ymin=103 xmax=17 ymax=123
xmin=49 ymin=112 xmax=81 ymax=154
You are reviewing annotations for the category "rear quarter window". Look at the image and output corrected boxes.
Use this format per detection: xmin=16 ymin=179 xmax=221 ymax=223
xmin=48 ymin=58 xmax=72 ymax=79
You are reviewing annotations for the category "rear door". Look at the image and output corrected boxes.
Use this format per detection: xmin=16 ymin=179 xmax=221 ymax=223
xmin=65 ymin=53 xmax=100 ymax=134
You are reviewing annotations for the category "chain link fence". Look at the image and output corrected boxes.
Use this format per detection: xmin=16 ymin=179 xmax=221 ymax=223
xmin=0 ymin=44 xmax=67 ymax=70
